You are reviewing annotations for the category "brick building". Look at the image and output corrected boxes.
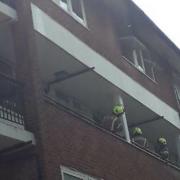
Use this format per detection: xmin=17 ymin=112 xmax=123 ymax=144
xmin=0 ymin=0 xmax=180 ymax=179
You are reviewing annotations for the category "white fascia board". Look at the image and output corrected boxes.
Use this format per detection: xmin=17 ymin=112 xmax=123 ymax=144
xmin=0 ymin=121 xmax=35 ymax=144
xmin=31 ymin=4 xmax=180 ymax=129
xmin=0 ymin=1 xmax=17 ymax=21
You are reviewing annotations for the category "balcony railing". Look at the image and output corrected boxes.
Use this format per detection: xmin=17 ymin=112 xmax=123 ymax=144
xmin=0 ymin=73 xmax=24 ymax=126
xmin=0 ymin=0 xmax=15 ymax=8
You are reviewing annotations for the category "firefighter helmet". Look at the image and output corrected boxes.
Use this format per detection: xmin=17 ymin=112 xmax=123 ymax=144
xmin=158 ymin=137 xmax=167 ymax=145
xmin=133 ymin=127 xmax=143 ymax=136
xmin=113 ymin=105 xmax=124 ymax=116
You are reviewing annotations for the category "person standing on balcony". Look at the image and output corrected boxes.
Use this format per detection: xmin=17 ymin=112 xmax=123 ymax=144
xmin=155 ymin=137 xmax=169 ymax=161
xmin=131 ymin=127 xmax=149 ymax=148
xmin=102 ymin=105 xmax=124 ymax=136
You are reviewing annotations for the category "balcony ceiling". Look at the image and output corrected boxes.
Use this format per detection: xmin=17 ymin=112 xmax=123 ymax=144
xmin=0 ymin=135 xmax=21 ymax=150
xmin=0 ymin=121 xmax=35 ymax=151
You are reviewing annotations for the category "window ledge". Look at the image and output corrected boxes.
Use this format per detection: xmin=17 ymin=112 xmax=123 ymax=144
xmin=52 ymin=0 xmax=89 ymax=30
xmin=44 ymin=95 xmax=180 ymax=172
xmin=122 ymin=56 xmax=158 ymax=84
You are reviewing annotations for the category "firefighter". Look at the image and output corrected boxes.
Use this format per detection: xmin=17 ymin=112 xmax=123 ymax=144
xmin=102 ymin=105 xmax=124 ymax=135
xmin=111 ymin=105 xmax=125 ymax=132
xmin=155 ymin=137 xmax=169 ymax=160
xmin=131 ymin=127 xmax=148 ymax=148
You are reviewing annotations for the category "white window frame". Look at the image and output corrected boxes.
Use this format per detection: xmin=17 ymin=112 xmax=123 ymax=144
xmin=132 ymin=49 xmax=145 ymax=73
xmin=121 ymin=36 xmax=156 ymax=82
xmin=52 ymin=0 xmax=87 ymax=27
xmin=131 ymin=49 xmax=156 ymax=82
xmin=61 ymin=166 xmax=99 ymax=180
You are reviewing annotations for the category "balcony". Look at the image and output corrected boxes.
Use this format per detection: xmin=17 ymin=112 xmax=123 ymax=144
xmin=0 ymin=0 xmax=17 ymax=22
xmin=34 ymin=29 xmax=180 ymax=174
xmin=0 ymin=73 xmax=35 ymax=151
xmin=43 ymin=91 xmax=180 ymax=179
xmin=0 ymin=73 xmax=24 ymax=127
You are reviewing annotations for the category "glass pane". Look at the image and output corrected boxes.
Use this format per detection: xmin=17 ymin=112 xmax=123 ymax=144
xmin=64 ymin=173 xmax=83 ymax=180
xmin=144 ymin=61 xmax=154 ymax=79
xmin=175 ymin=84 xmax=180 ymax=100
xmin=136 ymin=50 xmax=145 ymax=72
xmin=71 ymin=0 xmax=83 ymax=19
xmin=121 ymin=44 xmax=134 ymax=64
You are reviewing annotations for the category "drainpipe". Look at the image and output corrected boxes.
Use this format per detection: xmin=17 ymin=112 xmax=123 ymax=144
xmin=114 ymin=95 xmax=131 ymax=143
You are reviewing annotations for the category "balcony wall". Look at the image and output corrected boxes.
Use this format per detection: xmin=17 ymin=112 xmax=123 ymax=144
xmin=37 ymin=98 xmax=180 ymax=180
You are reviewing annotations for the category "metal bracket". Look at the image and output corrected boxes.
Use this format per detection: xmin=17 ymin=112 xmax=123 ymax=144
xmin=45 ymin=67 xmax=95 ymax=93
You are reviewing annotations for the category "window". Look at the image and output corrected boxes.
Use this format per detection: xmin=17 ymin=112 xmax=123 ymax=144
xmin=132 ymin=49 xmax=146 ymax=72
xmin=61 ymin=166 xmax=99 ymax=180
xmin=53 ymin=0 xmax=87 ymax=26
xmin=121 ymin=36 xmax=156 ymax=81
xmin=174 ymin=83 xmax=180 ymax=109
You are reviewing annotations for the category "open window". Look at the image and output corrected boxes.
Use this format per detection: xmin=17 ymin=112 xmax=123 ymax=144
xmin=174 ymin=84 xmax=180 ymax=108
xmin=53 ymin=0 xmax=87 ymax=26
xmin=35 ymin=31 xmax=180 ymax=168
xmin=173 ymin=74 xmax=180 ymax=110
xmin=120 ymin=36 xmax=156 ymax=81
xmin=173 ymin=73 xmax=180 ymax=110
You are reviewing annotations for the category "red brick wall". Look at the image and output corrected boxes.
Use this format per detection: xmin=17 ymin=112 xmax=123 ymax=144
xmin=0 ymin=156 xmax=39 ymax=180
xmin=6 ymin=0 xmax=179 ymax=180
xmin=36 ymin=100 xmax=180 ymax=180
xmin=10 ymin=1 xmax=49 ymax=180
xmin=31 ymin=0 xmax=178 ymax=109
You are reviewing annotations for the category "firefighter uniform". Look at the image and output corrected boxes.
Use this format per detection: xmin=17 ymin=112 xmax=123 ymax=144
xmin=131 ymin=127 xmax=149 ymax=148
xmin=102 ymin=105 xmax=124 ymax=135
xmin=155 ymin=137 xmax=169 ymax=160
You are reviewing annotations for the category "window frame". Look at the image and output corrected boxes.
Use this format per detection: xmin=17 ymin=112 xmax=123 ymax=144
xmin=132 ymin=49 xmax=146 ymax=73
xmin=53 ymin=0 xmax=87 ymax=27
xmin=61 ymin=166 xmax=98 ymax=180
xmin=121 ymin=36 xmax=157 ymax=82
xmin=174 ymin=84 xmax=180 ymax=109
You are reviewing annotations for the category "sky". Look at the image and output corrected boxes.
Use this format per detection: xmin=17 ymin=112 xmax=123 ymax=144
xmin=132 ymin=0 xmax=180 ymax=49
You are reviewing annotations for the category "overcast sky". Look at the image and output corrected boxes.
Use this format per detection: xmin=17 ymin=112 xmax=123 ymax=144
xmin=133 ymin=0 xmax=180 ymax=49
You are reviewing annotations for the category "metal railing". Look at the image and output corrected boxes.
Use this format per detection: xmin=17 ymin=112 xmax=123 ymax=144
xmin=0 ymin=73 xmax=24 ymax=125
xmin=0 ymin=0 xmax=15 ymax=8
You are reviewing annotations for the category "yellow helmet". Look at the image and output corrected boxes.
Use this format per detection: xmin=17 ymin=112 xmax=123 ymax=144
xmin=113 ymin=105 xmax=124 ymax=116
xmin=133 ymin=127 xmax=142 ymax=136
xmin=158 ymin=137 xmax=167 ymax=145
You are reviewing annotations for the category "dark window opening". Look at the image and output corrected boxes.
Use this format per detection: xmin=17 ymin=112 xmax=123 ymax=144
xmin=71 ymin=0 xmax=83 ymax=19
